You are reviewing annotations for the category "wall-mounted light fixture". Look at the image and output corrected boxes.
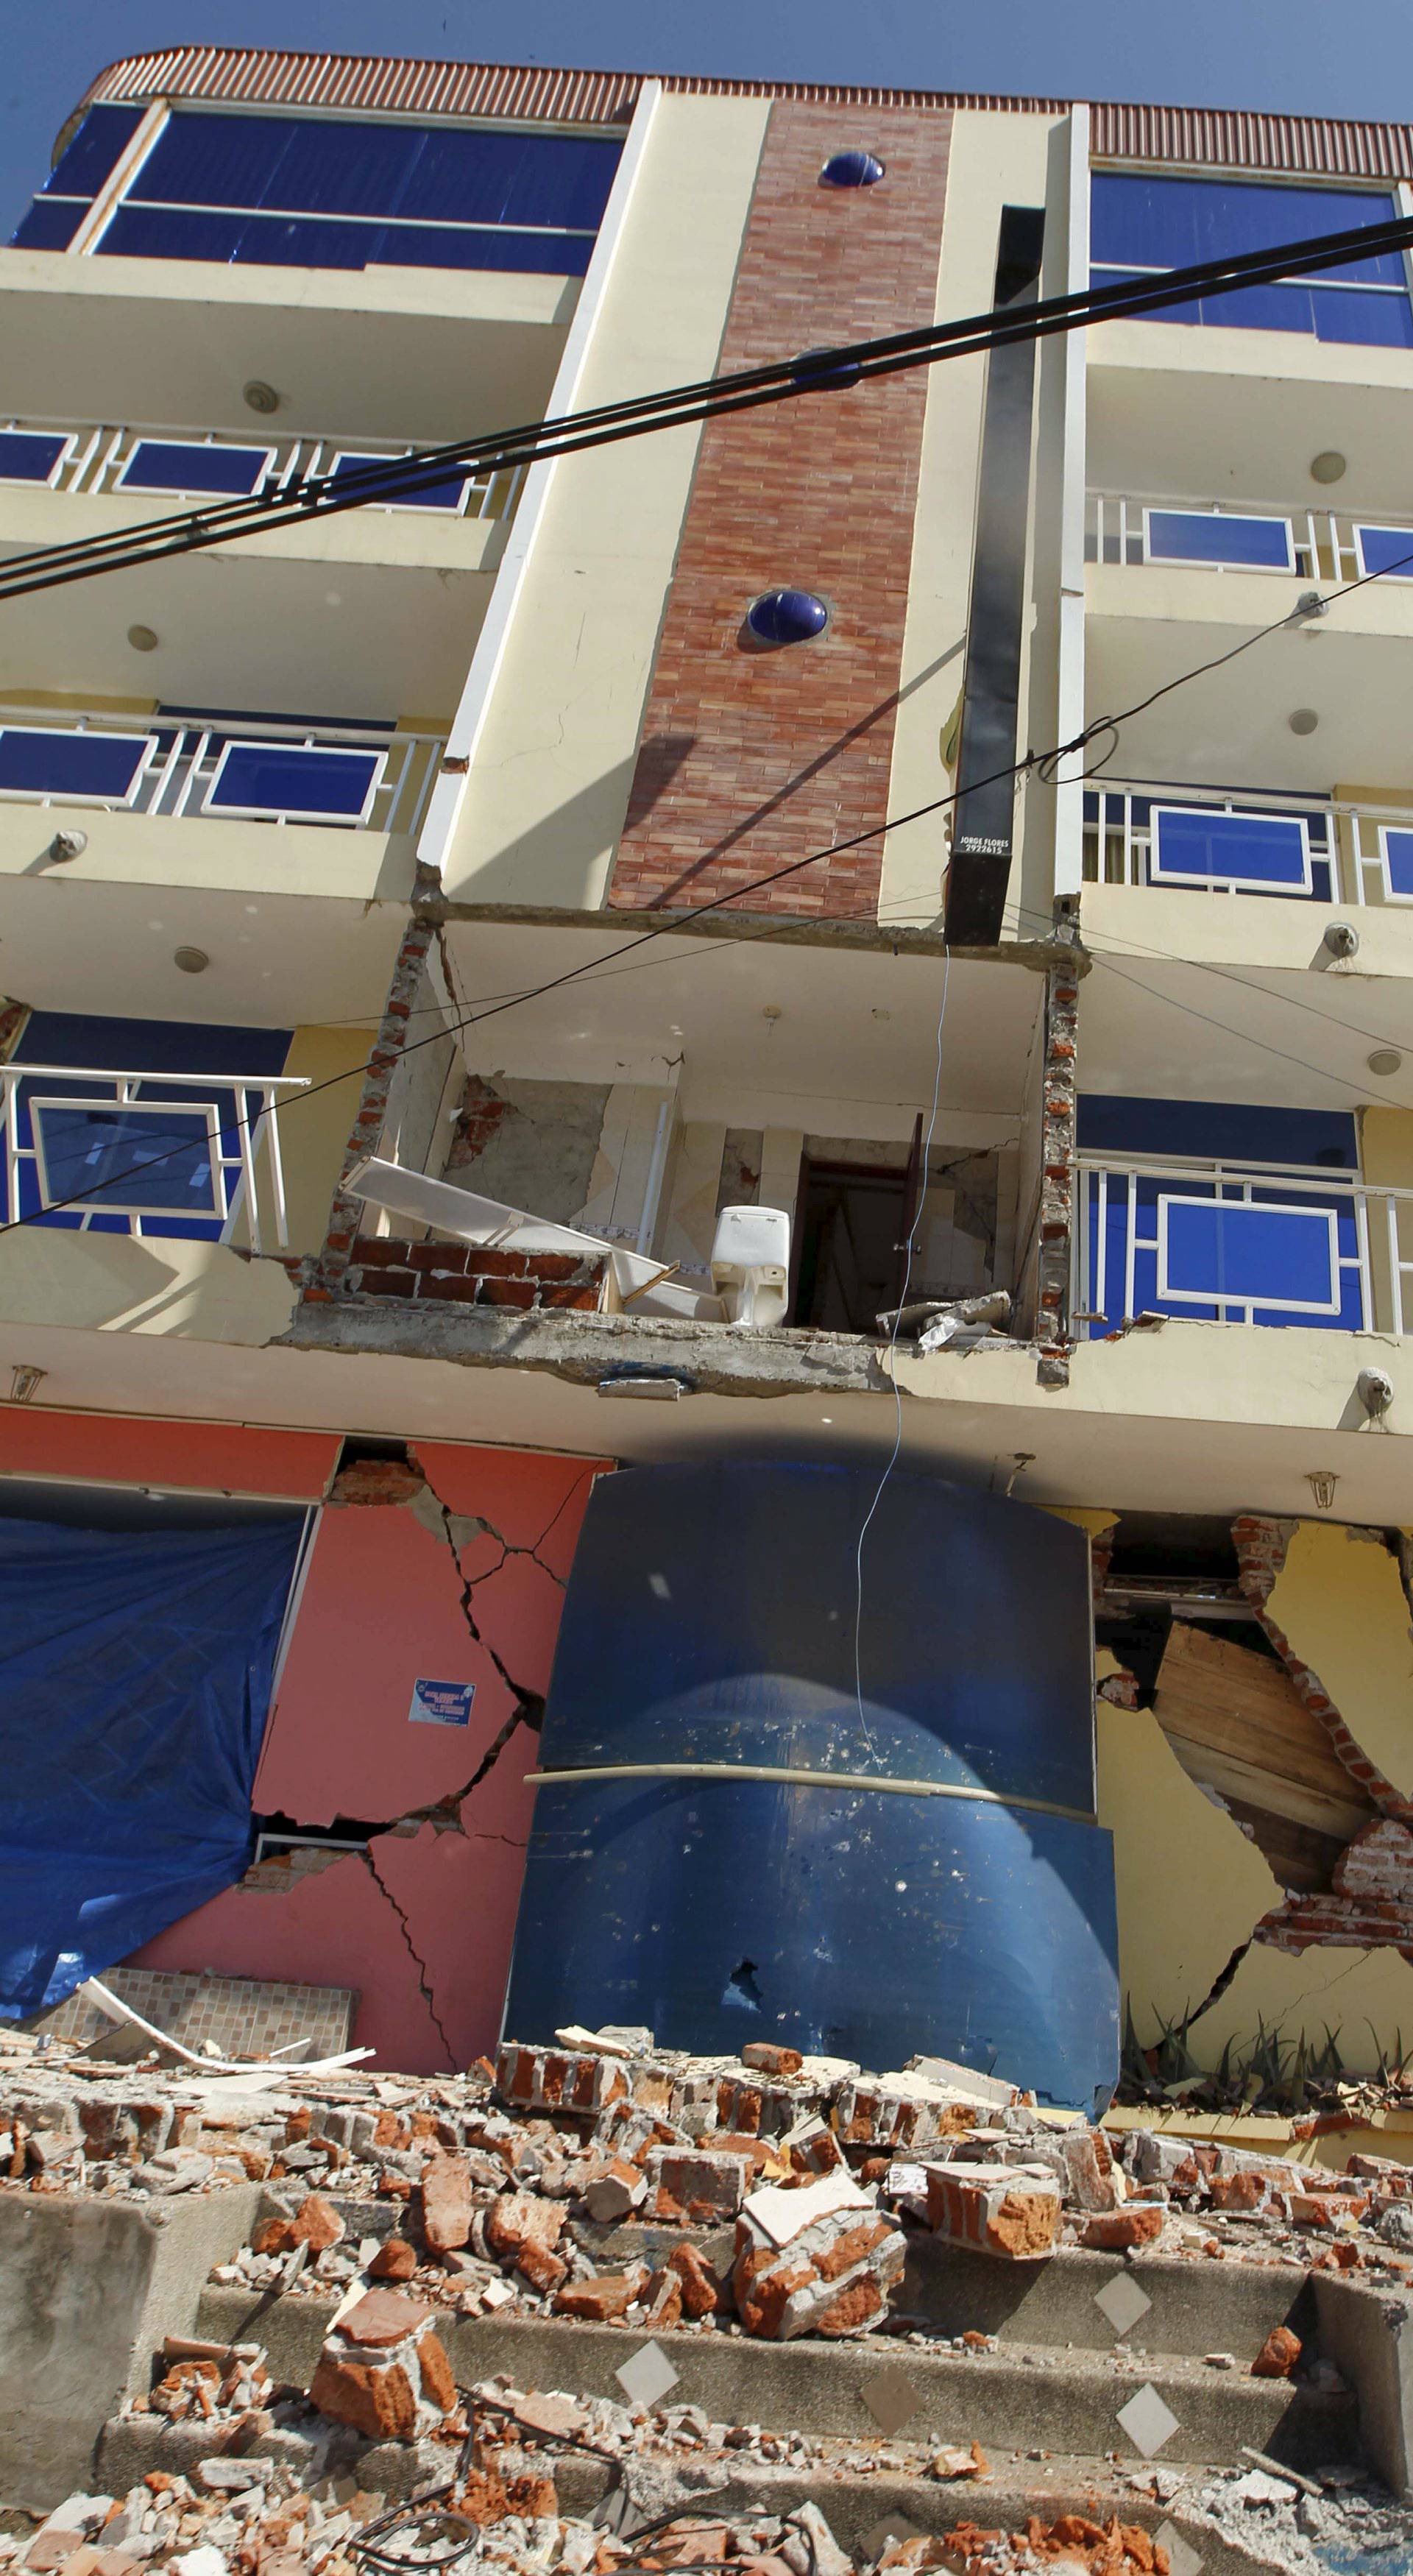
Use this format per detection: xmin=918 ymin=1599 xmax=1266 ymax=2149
xmin=9 ymin=1365 xmax=46 ymax=1405
xmin=1306 ymin=1470 xmax=1339 ymax=1511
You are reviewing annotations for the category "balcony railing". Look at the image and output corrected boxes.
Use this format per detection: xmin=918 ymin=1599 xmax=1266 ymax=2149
xmin=1074 ymin=1154 xmax=1413 ymax=1338
xmin=1081 ymin=783 xmax=1413 ymax=908
xmin=0 ymin=707 xmax=445 ymax=838
xmin=0 ymin=1062 xmax=310 ymax=1250
xmin=0 ymin=415 xmax=525 ymax=524
xmin=1087 ymin=492 xmax=1413 ymax=588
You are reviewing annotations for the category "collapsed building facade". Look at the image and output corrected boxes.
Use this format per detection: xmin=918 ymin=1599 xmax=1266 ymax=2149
xmin=1 ymin=49 xmax=1413 ymax=2106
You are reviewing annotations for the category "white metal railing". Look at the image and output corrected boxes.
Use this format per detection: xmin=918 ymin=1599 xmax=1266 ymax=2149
xmin=1086 ymin=491 xmax=1413 ymax=588
xmin=0 ymin=706 xmax=445 ymax=839
xmin=0 ymin=414 xmax=525 ymax=526
xmin=0 ymin=1062 xmax=309 ymax=1251
xmin=1081 ymin=782 xmax=1413 ymax=909
xmin=1073 ymin=1153 xmax=1413 ymax=1339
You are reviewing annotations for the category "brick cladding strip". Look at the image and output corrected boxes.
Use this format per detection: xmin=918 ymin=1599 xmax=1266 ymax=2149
xmin=607 ymin=99 xmax=952 ymax=921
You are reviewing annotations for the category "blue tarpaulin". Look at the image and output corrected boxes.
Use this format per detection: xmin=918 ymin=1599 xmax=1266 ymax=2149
xmin=0 ymin=1514 xmax=302 ymax=2018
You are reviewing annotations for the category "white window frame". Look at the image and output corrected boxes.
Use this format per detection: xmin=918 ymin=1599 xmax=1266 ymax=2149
xmin=28 ymin=1094 xmax=225 ymax=1222
xmin=1377 ymin=824 xmax=1413 ymax=905
xmin=0 ymin=428 xmax=76 ymax=490
xmin=1353 ymin=523 xmax=1413 ymax=584
xmin=0 ymin=726 xmax=155 ymax=809
xmin=116 ymin=436 xmax=275 ymax=500
xmin=1141 ymin=505 xmax=1295 ymax=573
xmin=327 ymin=449 xmax=470 ymax=514
xmin=1150 ymin=804 xmax=1313 ymax=894
xmin=1156 ymin=1192 xmax=1342 ymax=1315
xmin=202 ymin=737 xmax=386 ymax=827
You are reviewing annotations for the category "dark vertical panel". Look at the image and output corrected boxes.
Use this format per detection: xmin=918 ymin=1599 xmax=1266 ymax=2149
xmin=944 ymin=206 xmax=1046 ymax=948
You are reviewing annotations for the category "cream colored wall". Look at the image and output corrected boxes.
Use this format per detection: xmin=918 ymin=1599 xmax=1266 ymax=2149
xmin=0 ymin=1228 xmax=298 ymax=1342
xmin=880 ymin=108 xmax=1066 ymax=935
xmin=441 ymin=94 xmax=771 ymax=908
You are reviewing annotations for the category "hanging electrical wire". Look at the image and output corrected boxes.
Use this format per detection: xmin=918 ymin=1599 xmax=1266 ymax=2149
xmin=1 ymin=209 xmax=1411 ymax=599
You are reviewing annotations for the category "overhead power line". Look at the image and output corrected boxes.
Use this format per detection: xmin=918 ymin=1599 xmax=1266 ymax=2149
xmin=1 ymin=209 xmax=1411 ymax=600
xmin=7 ymin=507 xmax=1413 ymax=1234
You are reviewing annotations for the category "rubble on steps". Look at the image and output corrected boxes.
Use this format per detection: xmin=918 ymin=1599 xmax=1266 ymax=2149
xmin=3 ymin=2020 xmax=1412 ymax=2352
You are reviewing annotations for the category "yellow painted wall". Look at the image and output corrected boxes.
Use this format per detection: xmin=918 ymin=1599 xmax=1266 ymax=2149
xmin=276 ymin=1024 xmax=380 ymax=1257
xmin=1186 ymin=1940 xmax=1413 ymax=2078
xmin=1267 ymin=1520 xmax=1413 ymax=1800
xmin=1095 ymin=1699 xmax=1280 ymax=2049
xmin=1361 ymin=1103 xmax=1413 ymax=1191
xmin=442 ymin=93 xmax=771 ymax=907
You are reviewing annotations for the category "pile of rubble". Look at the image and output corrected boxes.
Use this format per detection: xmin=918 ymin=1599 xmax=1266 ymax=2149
xmin=4 ymin=2025 xmax=1412 ymax=2351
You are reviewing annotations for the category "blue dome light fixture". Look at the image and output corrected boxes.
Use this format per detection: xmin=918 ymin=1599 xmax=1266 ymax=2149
xmin=820 ymin=149 xmax=885 ymax=188
xmin=745 ymin=589 xmax=830 ymax=646
xmin=791 ymin=344 xmax=863 ymax=392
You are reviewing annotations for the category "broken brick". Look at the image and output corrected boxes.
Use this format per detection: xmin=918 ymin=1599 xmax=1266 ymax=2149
xmin=369 ymin=2236 xmax=418 ymax=2281
xmin=667 ymin=2241 xmax=726 ymax=2316
xmin=421 ymin=2151 xmax=475 ymax=2253
xmin=1078 ymin=2206 xmax=1166 ymax=2252
xmin=740 ymin=2043 xmax=804 ymax=2078
xmin=926 ymin=2164 xmax=1061 ymax=2261
xmin=485 ymin=2188 xmax=568 ymax=2290
xmin=310 ymin=2351 xmax=418 ymax=2441
xmin=551 ymin=2270 xmax=647 ymax=2321
xmin=1252 ymin=2326 xmax=1302 ymax=2379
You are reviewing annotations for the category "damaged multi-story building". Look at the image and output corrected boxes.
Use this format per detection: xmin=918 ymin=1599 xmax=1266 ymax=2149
xmin=3 ymin=45 xmax=1413 ymax=2109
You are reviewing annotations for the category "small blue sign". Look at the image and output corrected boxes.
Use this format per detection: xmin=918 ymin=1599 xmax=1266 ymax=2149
xmin=408 ymin=1677 xmax=476 ymax=1727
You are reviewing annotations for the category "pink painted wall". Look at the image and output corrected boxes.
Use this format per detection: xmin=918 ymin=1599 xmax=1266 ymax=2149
xmin=1 ymin=1406 xmax=337 ymax=1497
xmin=135 ymin=1443 xmax=612 ymax=2073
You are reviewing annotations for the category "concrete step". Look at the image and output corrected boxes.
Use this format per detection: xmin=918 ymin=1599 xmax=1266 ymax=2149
xmin=91 ymin=2413 xmax=1284 ymax=2576
xmin=296 ymin=2201 xmax=1317 ymax=2363
xmin=196 ymin=2285 xmax=1359 ymax=2472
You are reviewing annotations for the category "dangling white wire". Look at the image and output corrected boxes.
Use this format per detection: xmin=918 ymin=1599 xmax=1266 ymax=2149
xmin=853 ymin=941 xmax=952 ymax=1753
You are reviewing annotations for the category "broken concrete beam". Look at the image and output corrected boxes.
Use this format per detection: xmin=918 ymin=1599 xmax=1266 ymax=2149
xmin=925 ymin=2162 xmax=1062 ymax=2260
xmin=734 ymin=2199 xmax=907 ymax=2340
xmin=308 ymin=2289 xmax=457 ymax=2439
xmin=495 ymin=2042 xmax=628 ymax=2116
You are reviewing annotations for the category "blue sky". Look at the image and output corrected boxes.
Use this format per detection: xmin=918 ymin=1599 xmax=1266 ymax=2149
xmin=6 ymin=0 xmax=1413 ymax=230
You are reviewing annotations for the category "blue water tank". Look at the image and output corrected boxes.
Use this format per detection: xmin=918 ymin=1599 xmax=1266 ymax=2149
xmin=503 ymin=1462 xmax=1119 ymax=2110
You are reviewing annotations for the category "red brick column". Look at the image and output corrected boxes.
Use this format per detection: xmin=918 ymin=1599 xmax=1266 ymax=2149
xmin=609 ymin=99 xmax=953 ymax=921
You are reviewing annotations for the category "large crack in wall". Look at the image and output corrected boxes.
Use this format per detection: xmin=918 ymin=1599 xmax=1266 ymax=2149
xmin=238 ymin=1444 xmax=596 ymax=2071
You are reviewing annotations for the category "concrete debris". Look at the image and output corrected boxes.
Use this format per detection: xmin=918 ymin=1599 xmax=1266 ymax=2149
xmin=1 ymin=2023 xmax=1412 ymax=2379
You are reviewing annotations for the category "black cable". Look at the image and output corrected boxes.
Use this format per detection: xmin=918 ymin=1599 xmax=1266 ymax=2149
xmin=8 ymin=526 xmax=1413 ymax=1234
xmin=3 ymin=210 xmax=1412 ymax=601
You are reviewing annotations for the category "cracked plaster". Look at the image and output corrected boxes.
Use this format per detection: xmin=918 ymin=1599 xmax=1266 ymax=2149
xmin=1185 ymin=1936 xmax=1413 ymax=2075
xmin=133 ymin=1442 xmax=606 ymax=2073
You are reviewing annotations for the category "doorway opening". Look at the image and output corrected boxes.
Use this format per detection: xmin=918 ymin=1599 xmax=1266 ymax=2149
xmin=793 ymin=1159 xmax=909 ymax=1331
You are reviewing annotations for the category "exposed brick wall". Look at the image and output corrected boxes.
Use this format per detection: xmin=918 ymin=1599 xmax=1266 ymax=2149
xmin=305 ymin=884 xmax=440 ymax=1303
xmin=346 ymin=1236 xmax=604 ymax=1314
xmin=608 ymin=99 xmax=952 ymax=920
xmin=1035 ymin=962 xmax=1078 ymax=1387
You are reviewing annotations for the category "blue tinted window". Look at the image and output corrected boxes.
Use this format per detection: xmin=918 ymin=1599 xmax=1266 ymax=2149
xmin=1382 ymin=829 xmax=1413 ymax=898
xmin=96 ymin=203 xmax=597 ymax=276
xmin=205 ymin=741 xmax=381 ymax=821
xmin=1152 ymin=808 xmax=1310 ymax=891
xmin=1356 ymin=526 xmax=1413 ymax=579
xmin=33 ymin=1102 xmax=219 ymax=1215
xmin=10 ymin=199 xmax=87 ymax=250
xmin=1091 ymin=172 xmax=1410 ymax=346
xmin=13 ymin=1011 xmax=292 ymax=1076
xmin=42 ymin=105 xmax=146 ymax=199
xmin=327 ymin=453 xmax=467 ymax=510
xmin=1146 ymin=509 xmax=1292 ymax=570
xmin=0 ymin=728 xmax=151 ymax=802
xmin=96 ymin=108 xmax=621 ymax=274
xmin=0 ymin=431 xmax=70 ymax=485
xmin=119 ymin=439 xmax=272 ymax=497
xmin=1077 ymin=1094 xmax=1359 ymax=1167
xmin=1161 ymin=1197 xmax=1338 ymax=1309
